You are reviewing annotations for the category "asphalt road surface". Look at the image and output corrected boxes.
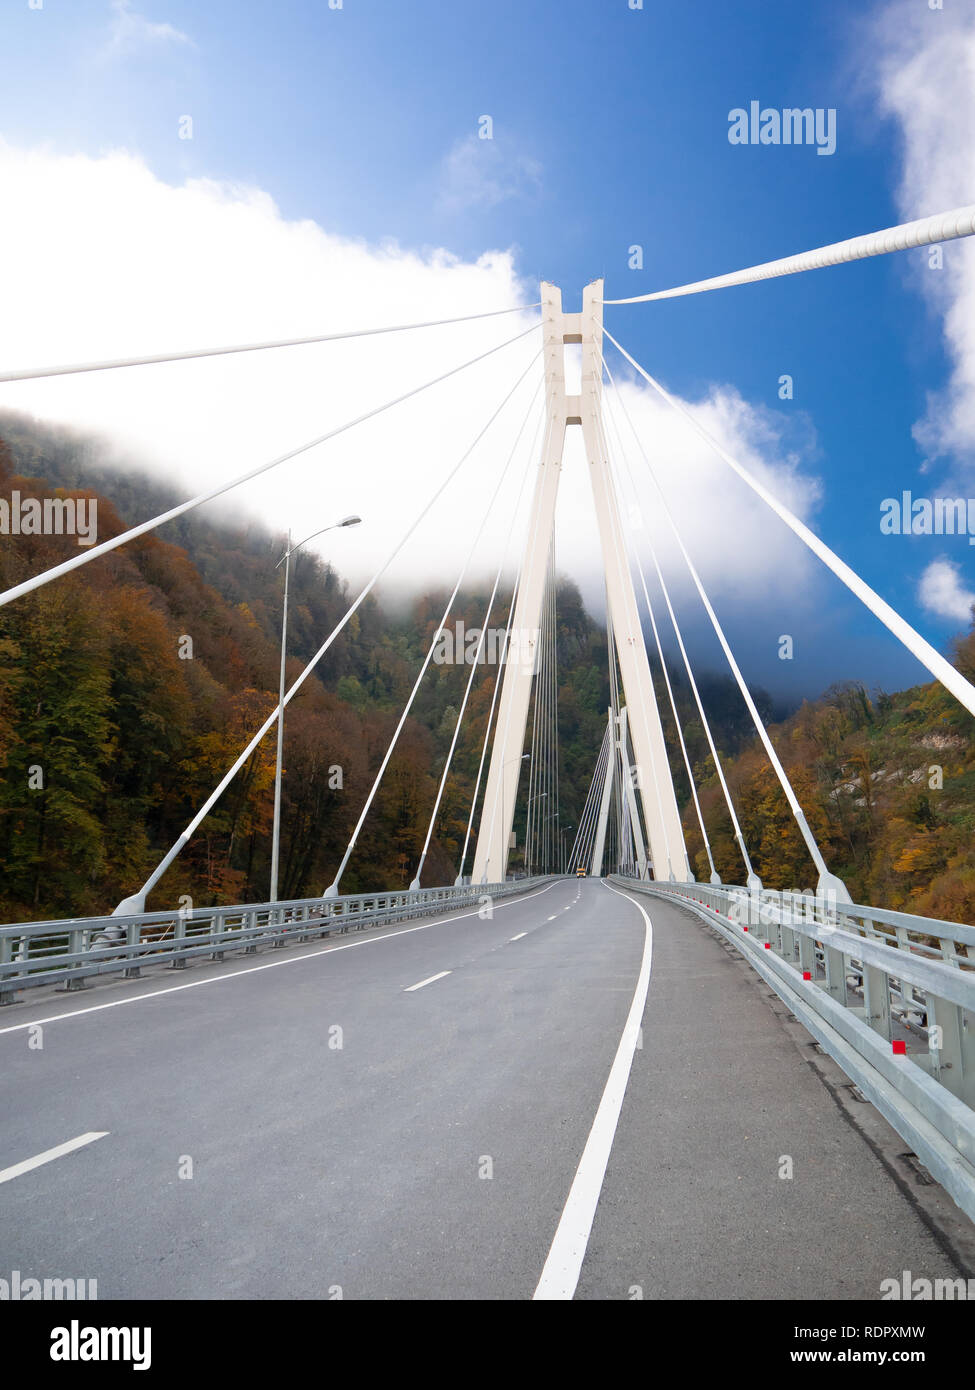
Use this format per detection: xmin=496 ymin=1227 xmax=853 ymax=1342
xmin=2 ymin=878 xmax=972 ymax=1299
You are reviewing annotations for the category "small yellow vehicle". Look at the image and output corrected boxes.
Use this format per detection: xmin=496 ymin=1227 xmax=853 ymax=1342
xmin=576 ymin=865 xmax=587 ymax=878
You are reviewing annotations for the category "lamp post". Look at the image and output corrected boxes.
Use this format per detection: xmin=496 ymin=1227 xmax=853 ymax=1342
xmin=270 ymin=514 xmax=361 ymax=903
xmin=559 ymin=825 xmax=573 ymax=875
xmin=539 ymin=807 xmax=559 ymax=876
xmin=525 ymin=790 xmax=548 ymax=877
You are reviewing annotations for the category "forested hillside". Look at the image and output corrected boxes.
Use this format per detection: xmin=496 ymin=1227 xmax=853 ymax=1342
xmin=1 ymin=411 xmax=971 ymax=924
xmin=679 ymin=658 xmax=975 ymax=921
xmin=0 ymin=413 xmax=619 ymax=918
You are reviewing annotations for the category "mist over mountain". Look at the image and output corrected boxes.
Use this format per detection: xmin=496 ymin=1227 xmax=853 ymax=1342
xmin=2 ymin=412 xmax=969 ymax=922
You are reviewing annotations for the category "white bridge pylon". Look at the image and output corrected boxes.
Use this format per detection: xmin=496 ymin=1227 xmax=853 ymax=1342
xmin=472 ymin=281 xmax=691 ymax=885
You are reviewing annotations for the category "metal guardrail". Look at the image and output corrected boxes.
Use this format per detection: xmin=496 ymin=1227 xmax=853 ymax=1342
xmin=611 ymin=876 xmax=975 ymax=1225
xmin=0 ymin=877 xmax=556 ymax=1004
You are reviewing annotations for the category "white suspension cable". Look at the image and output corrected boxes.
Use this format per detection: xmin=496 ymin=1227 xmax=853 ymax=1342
xmin=539 ymin=555 xmax=555 ymax=874
xmin=410 ymin=383 xmax=544 ymax=888
xmin=455 ymin=573 xmax=521 ymax=884
xmin=550 ymin=549 xmax=561 ymax=873
xmin=113 ymin=346 xmax=542 ymax=914
xmin=603 ymin=203 xmax=975 ymax=305
xmin=583 ymin=730 xmax=612 ymax=869
xmin=525 ymin=583 xmax=541 ymax=875
xmin=538 ymin=563 xmax=549 ymax=874
xmin=547 ymin=576 xmax=557 ymax=872
xmin=531 ymin=560 xmax=555 ymax=876
xmin=549 ymin=557 xmax=559 ymax=870
xmin=601 ymin=390 xmax=719 ymax=883
xmin=600 ymin=354 xmax=765 ymax=886
xmin=480 ymin=407 xmax=566 ymax=882
xmin=619 ymin=762 xmax=634 ymax=873
xmin=604 ymin=610 xmax=626 ymax=873
xmin=0 ymin=303 xmax=541 ymax=383
xmin=0 ymin=321 xmax=539 ymax=611
xmin=610 ymin=635 xmax=627 ymax=872
xmin=602 ymin=343 xmax=840 ymax=892
xmin=326 ymin=353 xmax=544 ymax=895
xmin=526 ymin=588 xmax=545 ymax=876
xmin=583 ymin=728 xmax=611 ymax=870
xmin=568 ymin=724 xmax=610 ymax=871
xmin=455 ymin=407 xmax=546 ymax=882
xmin=594 ymin=408 xmax=680 ymax=880
xmin=605 ymin=327 xmax=975 ymax=727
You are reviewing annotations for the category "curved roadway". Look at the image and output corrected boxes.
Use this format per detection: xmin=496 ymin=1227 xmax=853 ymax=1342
xmin=1 ymin=878 xmax=971 ymax=1299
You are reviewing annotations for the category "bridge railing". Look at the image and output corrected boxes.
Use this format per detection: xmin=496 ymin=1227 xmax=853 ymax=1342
xmin=0 ymin=877 xmax=555 ymax=1004
xmin=612 ymin=875 xmax=975 ymax=1224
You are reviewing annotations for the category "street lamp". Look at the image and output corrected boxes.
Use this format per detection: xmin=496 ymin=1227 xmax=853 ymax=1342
xmin=525 ymin=790 xmax=548 ymax=877
xmin=270 ymin=514 xmax=361 ymax=903
xmin=559 ymin=825 xmax=573 ymax=875
xmin=539 ymin=807 xmax=559 ymax=876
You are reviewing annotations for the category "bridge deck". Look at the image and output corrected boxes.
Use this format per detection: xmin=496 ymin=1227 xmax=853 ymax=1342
xmin=0 ymin=879 xmax=971 ymax=1299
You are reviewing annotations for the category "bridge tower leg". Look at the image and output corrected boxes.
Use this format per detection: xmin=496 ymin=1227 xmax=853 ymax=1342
xmin=618 ymin=705 xmax=649 ymax=879
xmin=470 ymin=284 xmax=567 ymax=884
xmin=471 ymin=281 xmax=691 ymax=884
xmin=591 ymin=707 xmax=616 ymax=877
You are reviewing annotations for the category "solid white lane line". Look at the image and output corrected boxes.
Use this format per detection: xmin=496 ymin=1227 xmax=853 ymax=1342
xmin=404 ymin=971 xmax=451 ymax=993
xmin=0 ymin=1132 xmax=109 ymax=1185
xmin=533 ymin=882 xmax=654 ymax=1301
xmin=509 ymin=932 xmax=527 ymax=941
xmin=0 ymin=883 xmax=560 ymax=1037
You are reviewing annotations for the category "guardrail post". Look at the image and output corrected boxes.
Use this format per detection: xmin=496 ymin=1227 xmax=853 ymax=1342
xmin=861 ymin=963 xmax=892 ymax=1040
xmin=767 ymin=906 xmax=783 ymax=955
xmin=210 ymin=911 xmax=226 ymax=961
xmin=65 ymin=928 xmax=93 ymax=990
xmin=272 ymin=907 xmax=286 ymax=948
xmin=749 ymin=894 xmax=768 ymax=944
xmin=124 ymin=922 xmax=141 ymax=978
xmin=926 ymin=994 xmax=974 ymax=1106
xmin=893 ymin=927 xmax=915 ymax=1018
xmin=779 ymin=920 xmax=798 ymax=963
xmin=797 ymin=932 xmax=817 ymax=978
xmin=244 ymin=909 xmax=258 ymax=953
xmin=0 ymin=934 xmax=18 ymax=1005
xmin=820 ymin=943 xmax=848 ymax=1005
xmin=170 ymin=912 xmax=188 ymax=969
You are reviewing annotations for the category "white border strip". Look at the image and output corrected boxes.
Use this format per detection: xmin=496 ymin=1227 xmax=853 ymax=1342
xmin=533 ymin=881 xmax=653 ymax=1300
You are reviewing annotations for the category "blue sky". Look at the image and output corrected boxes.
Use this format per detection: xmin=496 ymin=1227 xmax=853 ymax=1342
xmin=1 ymin=0 xmax=973 ymax=703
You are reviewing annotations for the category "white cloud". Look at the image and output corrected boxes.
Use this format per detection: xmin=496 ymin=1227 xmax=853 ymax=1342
xmin=0 ymin=141 xmax=823 ymax=620
xmin=559 ymin=372 xmax=823 ymax=620
xmin=873 ymin=2 xmax=975 ymax=465
xmin=105 ymin=0 xmax=193 ymax=59
xmin=918 ymin=558 xmax=975 ymax=624
xmin=438 ymin=134 xmax=542 ymax=213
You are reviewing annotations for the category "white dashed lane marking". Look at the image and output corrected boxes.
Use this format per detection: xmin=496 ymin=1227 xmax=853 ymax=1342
xmin=0 ymin=1132 xmax=109 ymax=1185
xmin=404 ymin=971 xmax=451 ymax=993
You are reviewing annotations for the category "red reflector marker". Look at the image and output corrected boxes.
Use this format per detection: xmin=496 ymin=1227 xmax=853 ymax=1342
xmin=802 ymin=970 xmax=811 ymax=981
xmin=892 ymin=1039 xmax=907 ymax=1055
xmin=764 ymin=942 xmax=771 ymax=950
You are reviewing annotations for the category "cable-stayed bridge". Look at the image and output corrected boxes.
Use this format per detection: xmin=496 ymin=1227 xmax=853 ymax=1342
xmin=3 ymin=205 xmax=975 ymax=1300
